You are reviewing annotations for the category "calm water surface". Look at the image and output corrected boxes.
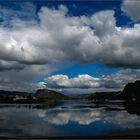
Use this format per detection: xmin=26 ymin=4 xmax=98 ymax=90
xmin=0 ymin=100 xmax=140 ymax=138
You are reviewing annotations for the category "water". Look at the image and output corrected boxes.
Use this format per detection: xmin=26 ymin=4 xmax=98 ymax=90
xmin=0 ymin=100 xmax=140 ymax=138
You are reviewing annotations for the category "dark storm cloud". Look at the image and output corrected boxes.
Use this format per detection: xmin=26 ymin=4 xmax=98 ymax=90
xmin=0 ymin=60 xmax=25 ymax=71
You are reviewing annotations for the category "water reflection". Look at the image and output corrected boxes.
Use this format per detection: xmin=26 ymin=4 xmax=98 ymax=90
xmin=0 ymin=101 xmax=140 ymax=138
xmin=34 ymin=104 xmax=140 ymax=129
xmin=123 ymin=101 xmax=140 ymax=116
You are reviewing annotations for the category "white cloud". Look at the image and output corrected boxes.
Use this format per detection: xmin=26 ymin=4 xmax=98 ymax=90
xmin=46 ymin=74 xmax=100 ymax=88
xmin=101 ymin=69 xmax=140 ymax=89
xmin=36 ymin=82 xmax=47 ymax=90
xmin=0 ymin=3 xmax=140 ymax=91
xmin=90 ymin=10 xmax=116 ymax=37
xmin=121 ymin=0 xmax=140 ymax=22
xmin=0 ymin=5 xmax=140 ymax=68
xmin=44 ymin=69 xmax=140 ymax=94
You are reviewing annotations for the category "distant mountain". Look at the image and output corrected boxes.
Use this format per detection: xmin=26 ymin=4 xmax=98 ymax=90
xmin=0 ymin=90 xmax=29 ymax=97
xmin=80 ymin=91 xmax=122 ymax=101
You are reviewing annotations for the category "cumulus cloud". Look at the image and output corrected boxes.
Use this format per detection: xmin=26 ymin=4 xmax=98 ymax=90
xmin=36 ymin=82 xmax=47 ymax=90
xmin=90 ymin=10 xmax=116 ymax=37
xmin=102 ymin=69 xmax=140 ymax=89
xmin=0 ymin=4 xmax=140 ymax=68
xmin=46 ymin=74 xmax=100 ymax=88
xmin=0 ymin=3 xmax=140 ymax=91
xmin=44 ymin=69 xmax=140 ymax=94
xmin=121 ymin=0 xmax=140 ymax=22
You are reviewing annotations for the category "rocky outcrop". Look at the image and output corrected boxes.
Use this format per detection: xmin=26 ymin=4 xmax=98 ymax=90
xmin=122 ymin=80 xmax=140 ymax=101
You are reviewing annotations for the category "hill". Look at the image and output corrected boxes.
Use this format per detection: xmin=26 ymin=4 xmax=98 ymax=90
xmin=35 ymin=89 xmax=70 ymax=100
xmin=81 ymin=80 xmax=140 ymax=102
xmin=79 ymin=91 xmax=122 ymax=101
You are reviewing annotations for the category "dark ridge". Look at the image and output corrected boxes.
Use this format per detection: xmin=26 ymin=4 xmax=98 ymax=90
xmin=81 ymin=91 xmax=122 ymax=101
xmin=122 ymin=80 xmax=140 ymax=101
xmin=0 ymin=90 xmax=29 ymax=96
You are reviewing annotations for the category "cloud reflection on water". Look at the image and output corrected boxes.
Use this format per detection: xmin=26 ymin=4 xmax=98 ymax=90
xmin=34 ymin=105 xmax=140 ymax=129
xmin=0 ymin=102 xmax=140 ymax=137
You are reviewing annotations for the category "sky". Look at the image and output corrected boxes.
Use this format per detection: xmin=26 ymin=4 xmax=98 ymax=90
xmin=0 ymin=0 xmax=140 ymax=94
